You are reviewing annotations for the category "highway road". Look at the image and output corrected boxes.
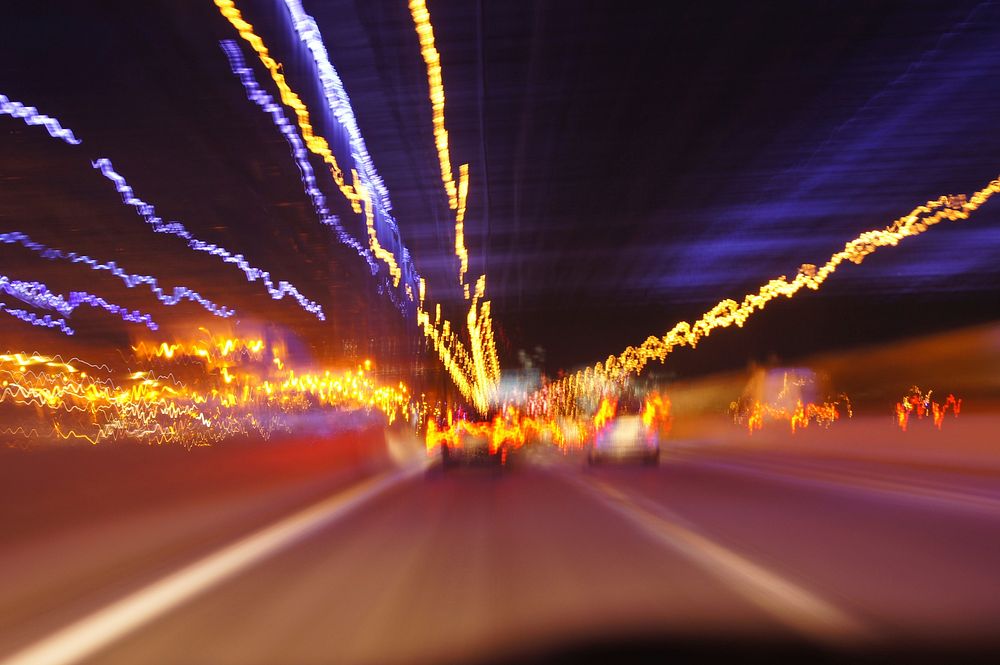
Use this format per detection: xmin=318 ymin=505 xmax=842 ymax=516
xmin=2 ymin=431 xmax=1000 ymax=664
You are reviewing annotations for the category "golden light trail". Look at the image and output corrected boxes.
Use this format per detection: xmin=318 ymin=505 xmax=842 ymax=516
xmin=408 ymin=0 xmax=460 ymax=212
xmin=132 ymin=336 xmax=269 ymax=362
xmin=214 ymin=0 xmax=500 ymax=413
xmin=425 ymin=392 xmax=672 ymax=461
xmin=456 ymin=163 xmax=471 ymax=294
xmin=641 ymin=391 xmax=671 ymax=431
xmin=408 ymin=0 xmax=475 ymax=296
xmin=213 ymin=0 xmax=362 ymax=213
xmin=426 ymin=411 xmax=574 ymax=458
xmin=895 ymin=386 xmax=961 ymax=431
xmin=730 ymin=397 xmax=851 ymax=434
xmin=215 ymin=0 xmax=402 ymax=287
xmin=593 ymin=396 xmax=617 ymax=432
xmin=1 ymin=338 xmax=415 ymax=447
xmin=535 ymin=177 xmax=1000 ymax=413
xmin=404 ymin=0 xmax=499 ymax=410
xmin=413 ymin=275 xmax=500 ymax=413
xmin=357 ymin=171 xmax=403 ymax=287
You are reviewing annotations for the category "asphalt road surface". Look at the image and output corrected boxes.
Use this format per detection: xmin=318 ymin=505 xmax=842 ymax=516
xmin=3 ymin=434 xmax=1000 ymax=665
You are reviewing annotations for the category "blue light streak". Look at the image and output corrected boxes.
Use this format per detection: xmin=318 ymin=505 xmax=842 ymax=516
xmin=0 ymin=93 xmax=82 ymax=146
xmin=280 ymin=0 xmax=393 ymax=214
xmin=0 ymin=274 xmax=158 ymax=331
xmin=92 ymin=157 xmax=327 ymax=321
xmin=277 ymin=0 xmax=422 ymax=300
xmin=219 ymin=40 xmax=378 ymax=276
xmin=0 ymin=302 xmax=75 ymax=335
xmin=0 ymin=231 xmax=236 ymax=318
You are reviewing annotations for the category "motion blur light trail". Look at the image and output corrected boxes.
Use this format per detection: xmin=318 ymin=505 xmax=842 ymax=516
xmin=535 ymin=177 xmax=1000 ymax=414
xmin=0 ymin=338 xmax=414 ymax=447
xmin=414 ymin=275 xmax=500 ymax=413
xmin=425 ymin=410 xmax=581 ymax=457
xmin=0 ymin=93 xmax=81 ymax=145
xmin=0 ymin=274 xmax=158 ymax=333
xmin=895 ymin=387 xmax=962 ymax=431
xmin=408 ymin=0 xmax=459 ymax=213
xmin=92 ymin=158 xmax=326 ymax=321
xmin=213 ymin=0 xmax=367 ymax=217
xmin=131 ymin=337 xmax=272 ymax=364
xmin=0 ymin=303 xmax=73 ymax=335
xmin=5 ymin=9 xmax=990 ymax=437
xmin=0 ymin=91 xmax=324 ymax=326
xmin=3 ymin=22 xmax=501 ymax=413
xmin=216 ymin=0 xmax=409 ymax=291
xmin=0 ymin=353 xmax=214 ymax=445
xmin=219 ymin=40 xmax=379 ymax=277
xmin=215 ymin=3 xmax=500 ymax=413
xmin=730 ymin=397 xmax=852 ymax=435
xmin=215 ymin=0 xmax=411 ymax=293
xmin=408 ymin=0 xmax=473 ymax=294
xmin=727 ymin=370 xmax=852 ymax=434
xmin=280 ymin=0 xmax=398 ymax=235
xmin=425 ymin=391 xmax=672 ymax=458
xmin=0 ymin=231 xmax=236 ymax=318
xmin=215 ymin=0 xmax=410 ymax=286
xmin=405 ymin=1 xmax=499 ymax=408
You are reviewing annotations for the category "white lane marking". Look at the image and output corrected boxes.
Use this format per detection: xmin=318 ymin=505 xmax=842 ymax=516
xmin=676 ymin=455 xmax=1000 ymax=515
xmin=0 ymin=464 xmax=423 ymax=665
xmin=565 ymin=472 xmax=871 ymax=645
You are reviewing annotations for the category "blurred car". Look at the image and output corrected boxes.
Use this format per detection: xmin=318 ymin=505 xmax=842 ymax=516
xmin=440 ymin=426 xmax=503 ymax=469
xmin=587 ymin=392 xmax=660 ymax=465
xmin=738 ymin=366 xmax=822 ymax=411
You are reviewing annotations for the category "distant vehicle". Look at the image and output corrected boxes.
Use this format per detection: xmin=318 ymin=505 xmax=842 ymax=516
xmin=729 ymin=366 xmax=830 ymax=431
xmin=740 ymin=367 xmax=822 ymax=410
xmin=440 ymin=426 xmax=503 ymax=469
xmin=587 ymin=391 xmax=660 ymax=466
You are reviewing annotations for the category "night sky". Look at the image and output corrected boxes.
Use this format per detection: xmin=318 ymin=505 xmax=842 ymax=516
xmin=2 ymin=0 xmax=998 ymax=381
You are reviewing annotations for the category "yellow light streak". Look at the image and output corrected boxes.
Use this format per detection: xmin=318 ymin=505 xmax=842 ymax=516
xmin=408 ymin=0 xmax=459 ymax=211
xmin=408 ymin=0 xmax=478 ymax=296
xmin=404 ymin=1 xmax=499 ymax=409
xmin=214 ymin=0 xmax=501 ymax=412
xmin=425 ymin=392 xmax=671 ymax=459
xmin=356 ymin=171 xmax=402 ymax=286
xmin=1 ymin=337 xmax=415 ymax=447
xmin=537 ymin=177 xmax=1000 ymax=411
xmin=213 ymin=0 xmax=363 ymax=212
xmin=456 ymin=163 xmax=470 ymax=295
xmin=895 ymin=386 xmax=961 ymax=431
xmin=730 ymin=397 xmax=851 ymax=434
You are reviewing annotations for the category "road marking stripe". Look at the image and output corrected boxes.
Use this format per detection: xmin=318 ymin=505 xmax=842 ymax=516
xmin=565 ymin=472 xmax=872 ymax=645
xmin=0 ymin=464 xmax=422 ymax=665
xmin=678 ymin=456 xmax=1000 ymax=514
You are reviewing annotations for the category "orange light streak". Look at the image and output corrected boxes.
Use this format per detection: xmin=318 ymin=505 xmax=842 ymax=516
xmin=1 ymin=337 xmax=415 ymax=447
xmin=730 ymin=396 xmax=851 ymax=434
xmin=425 ymin=410 xmax=587 ymax=458
xmin=408 ymin=0 xmax=478 ymax=296
xmin=403 ymin=1 xmax=500 ymax=410
xmin=456 ymin=163 xmax=470 ymax=295
xmin=593 ymin=396 xmax=617 ymax=432
xmin=213 ymin=0 xmax=362 ymax=212
xmin=356 ymin=171 xmax=403 ymax=286
xmin=537 ymin=177 xmax=1000 ymax=411
xmin=895 ymin=386 xmax=961 ymax=431
xmin=642 ymin=391 xmax=672 ymax=434
xmin=415 ymin=275 xmax=499 ymax=413
xmin=426 ymin=392 xmax=671 ymax=459
xmin=215 ymin=0 xmax=500 ymax=411
xmin=408 ymin=0 xmax=460 ymax=212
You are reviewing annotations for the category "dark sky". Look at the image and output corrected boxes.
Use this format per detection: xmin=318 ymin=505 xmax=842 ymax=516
xmin=1 ymin=1 xmax=998 ymax=379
